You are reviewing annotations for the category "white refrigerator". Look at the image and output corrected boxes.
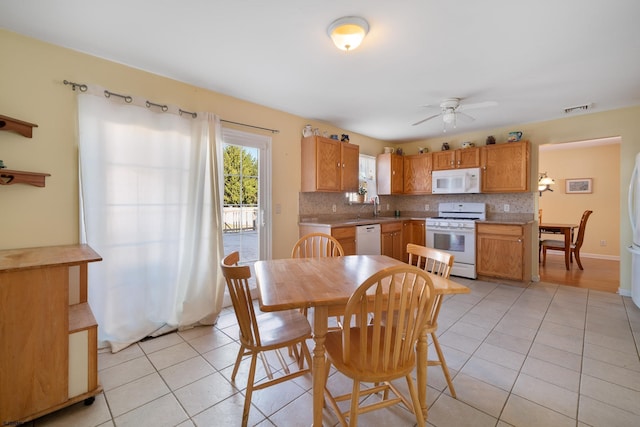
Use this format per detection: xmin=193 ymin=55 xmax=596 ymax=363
xmin=628 ymin=152 xmax=640 ymax=308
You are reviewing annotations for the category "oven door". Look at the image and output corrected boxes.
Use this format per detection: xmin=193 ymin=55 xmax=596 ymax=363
xmin=425 ymin=227 xmax=475 ymax=265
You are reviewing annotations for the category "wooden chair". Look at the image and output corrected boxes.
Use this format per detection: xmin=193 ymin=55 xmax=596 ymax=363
xmin=292 ymin=232 xmax=344 ymax=328
xmin=323 ymin=265 xmax=436 ymax=427
xmin=221 ymin=252 xmax=312 ymax=426
xmin=406 ymin=243 xmax=457 ymax=398
xmin=291 ymin=232 xmax=344 ymax=258
xmin=541 ymin=210 xmax=593 ymax=270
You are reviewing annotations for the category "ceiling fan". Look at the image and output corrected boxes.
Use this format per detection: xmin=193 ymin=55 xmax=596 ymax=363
xmin=412 ymin=98 xmax=498 ymax=131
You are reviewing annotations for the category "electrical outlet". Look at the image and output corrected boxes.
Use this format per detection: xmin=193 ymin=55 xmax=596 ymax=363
xmin=275 ymin=203 xmax=281 ymax=214
xmin=332 ymin=204 xmax=336 ymax=213
xmin=387 ymin=203 xmax=390 ymax=211
xmin=503 ymin=204 xmax=510 ymax=212
xmin=424 ymin=204 xmax=430 ymax=211
xmin=600 ymin=240 xmax=607 ymax=246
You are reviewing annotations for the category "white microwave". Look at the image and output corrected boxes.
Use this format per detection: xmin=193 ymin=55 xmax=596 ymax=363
xmin=432 ymin=167 xmax=481 ymax=194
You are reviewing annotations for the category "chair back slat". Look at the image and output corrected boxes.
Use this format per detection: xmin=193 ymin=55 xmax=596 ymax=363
xmin=342 ymin=266 xmax=435 ymax=373
xmin=291 ymin=232 xmax=344 ymax=258
xmin=221 ymin=252 xmax=261 ymax=347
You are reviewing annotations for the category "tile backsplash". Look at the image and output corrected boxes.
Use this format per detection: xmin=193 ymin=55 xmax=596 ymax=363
xmin=299 ymin=192 xmax=535 ymax=222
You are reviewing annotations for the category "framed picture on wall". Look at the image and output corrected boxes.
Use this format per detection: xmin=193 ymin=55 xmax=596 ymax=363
xmin=566 ymin=178 xmax=593 ymax=194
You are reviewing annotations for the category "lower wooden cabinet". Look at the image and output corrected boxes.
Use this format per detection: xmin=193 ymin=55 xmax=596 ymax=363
xmin=476 ymin=223 xmax=532 ymax=282
xmin=381 ymin=221 xmax=403 ymax=260
xmin=298 ymin=225 xmax=356 ymax=255
xmin=402 ymin=220 xmax=426 ymax=262
xmin=0 ymin=245 xmax=102 ymax=425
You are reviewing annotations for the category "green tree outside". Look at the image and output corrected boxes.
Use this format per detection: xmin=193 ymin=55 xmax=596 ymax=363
xmin=223 ymin=144 xmax=258 ymax=205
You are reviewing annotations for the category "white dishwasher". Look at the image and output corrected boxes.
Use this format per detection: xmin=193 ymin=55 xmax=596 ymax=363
xmin=356 ymin=224 xmax=381 ymax=255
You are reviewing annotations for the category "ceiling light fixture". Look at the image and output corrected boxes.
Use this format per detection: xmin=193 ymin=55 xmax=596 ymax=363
xmin=327 ymin=16 xmax=369 ymax=51
xmin=538 ymin=172 xmax=555 ymax=196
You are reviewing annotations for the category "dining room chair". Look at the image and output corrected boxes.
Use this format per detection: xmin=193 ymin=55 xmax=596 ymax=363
xmin=323 ymin=264 xmax=436 ymax=427
xmin=291 ymin=232 xmax=345 ymax=258
xmin=221 ymin=251 xmax=312 ymax=426
xmin=291 ymin=232 xmax=345 ymax=328
xmin=541 ymin=210 xmax=593 ymax=269
xmin=405 ymin=243 xmax=458 ymax=398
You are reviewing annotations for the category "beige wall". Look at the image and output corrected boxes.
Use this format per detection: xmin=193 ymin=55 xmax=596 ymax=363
xmin=0 ymin=30 xmax=384 ymax=259
xmin=539 ymin=141 xmax=620 ymax=258
xmin=2 ymin=30 xmax=639 ymax=294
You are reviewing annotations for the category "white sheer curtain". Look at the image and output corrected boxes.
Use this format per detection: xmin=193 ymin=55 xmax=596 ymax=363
xmin=78 ymin=92 xmax=225 ymax=352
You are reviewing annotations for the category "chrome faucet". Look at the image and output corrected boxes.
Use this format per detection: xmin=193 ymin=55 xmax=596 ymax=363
xmin=373 ymin=196 xmax=379 ymax=217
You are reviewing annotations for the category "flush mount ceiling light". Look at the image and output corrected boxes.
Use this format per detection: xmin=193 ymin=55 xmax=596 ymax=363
xmin=327 ymin=16 xmax=369 ymax=51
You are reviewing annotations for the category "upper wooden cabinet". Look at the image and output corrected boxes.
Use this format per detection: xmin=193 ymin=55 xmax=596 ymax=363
xmin=403 ymin=153 xmax=432 ymax=195
xmin=481 ymin=141 xmax=530 ymax=193
xmin=376 ymin=153 xmax=404 ymax=195
xmin=432 ymin=147 xmax=480 ymax=170
xmin=301 ymin=136 xmax=359 ymax=192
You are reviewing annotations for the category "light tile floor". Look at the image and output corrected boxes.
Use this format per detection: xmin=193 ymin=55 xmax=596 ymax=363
xmin=31 ymin=279 xmax=640 ymax=427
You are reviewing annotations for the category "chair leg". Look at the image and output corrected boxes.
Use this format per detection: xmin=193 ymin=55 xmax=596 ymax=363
xmin=574 ymin=250 xmax=584 ymax=270
xmin=405 ymin=373 xmax=425 ymax=427
xmin=350 ymin=380 xmax=361 ymax=427
xmin=242 ymin=353 xmax=259 ymax=427
xmin=431 ymin=333 xmax=456 ymax=398
xmin=231 ymin=344 xmax=247 ymax=381
xmin=542 ymin=246 xmax=547 ymax=266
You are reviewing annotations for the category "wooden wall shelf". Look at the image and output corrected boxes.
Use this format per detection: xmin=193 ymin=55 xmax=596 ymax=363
xmin=0 ymin=169 xmax=50 ymax=187
xmin=0 ymin=115 xmax=38 ymax=138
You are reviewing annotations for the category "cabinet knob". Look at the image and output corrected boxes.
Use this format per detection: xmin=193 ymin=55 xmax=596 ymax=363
xmin=337 ymin=162 xmax=341 ymax=168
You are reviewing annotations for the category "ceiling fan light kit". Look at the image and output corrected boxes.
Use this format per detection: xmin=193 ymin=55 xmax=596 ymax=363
xmin=327 ymin=16 xmax=369 ymax=51
xmin=412 ymin=97 xmax=497 ymax=132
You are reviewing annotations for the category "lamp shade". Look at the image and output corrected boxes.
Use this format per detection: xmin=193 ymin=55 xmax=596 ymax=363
xmin=328 ymin=17 xmax=369 ymax=51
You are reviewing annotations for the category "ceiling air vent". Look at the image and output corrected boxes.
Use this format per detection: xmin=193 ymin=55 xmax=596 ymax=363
xmin=564 ymin=103 xmax=593 ymax=114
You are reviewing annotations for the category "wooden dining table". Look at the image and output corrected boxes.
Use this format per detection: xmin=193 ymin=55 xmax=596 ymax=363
xmin=539 ymin=223 xmax=578 ymax=270
xmin=254 ymin=254 xmax=470 ymax=426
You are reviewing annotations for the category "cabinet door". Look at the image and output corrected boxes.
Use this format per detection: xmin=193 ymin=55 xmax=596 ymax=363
xmin=481 ymin=141 xmax=530 ymax=193
xmin=403 ymin=154 xmax=432 ymax=194
xmin=332 ymin=226 xmax=356 ymax=255
xmin=402 ymin=220 xmax=425 ymax=262
xmin=381 ymin=222 xmax=403 ymax=260
xmin=376 ymin=154 xmax=404 ymax=195
xmin=341 ymin=142 xmax=360 ymax=192
xmin=315 ymin=138 xmax=342 ymax=191
xmin=432 ymin=151 xmax=456 ymax=170
xmin=476 ymin=224 xmax=525 ymax=280
xmin=457 ymin=147 xmax=481 ymax=168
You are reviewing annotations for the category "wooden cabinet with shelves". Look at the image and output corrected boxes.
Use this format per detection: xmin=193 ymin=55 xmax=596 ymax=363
xmin=476 ymin=222 xmax=532 ymax=282
xmin=376 ymin=153 xmax=404 ymax=195
xmin=0 ymin=245 xmax=102 ymax=425
xmin=432 ymin=147 xmax=480 ymax=170
xmin=381 ymin=221 xmax=403 ymax=260
xmin=480 ymin=141 xmax=530 ymax=193
xmin=301 ymin=136 xmax=359 ymax=192
xmin=403 ymin=153 xmax=432 ymax=195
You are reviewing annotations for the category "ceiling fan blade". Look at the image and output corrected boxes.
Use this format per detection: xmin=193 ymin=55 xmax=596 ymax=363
xmin=458 ymin=101 xmax=498 ymax=111
xmin=412 ymin=113 xmax=441 ymax=126
xmin=456 ymin=111 xmax=476 ymax=122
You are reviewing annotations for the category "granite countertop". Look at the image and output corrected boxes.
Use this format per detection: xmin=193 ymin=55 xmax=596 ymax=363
xmin=299 ymin=215 xmax=424 ymax=227
xmin=300 ymin=213 xmax=535 ymax=227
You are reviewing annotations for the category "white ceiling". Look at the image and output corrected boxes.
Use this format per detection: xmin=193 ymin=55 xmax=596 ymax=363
xmin=2 ymin=0 xmax=640 ymax=142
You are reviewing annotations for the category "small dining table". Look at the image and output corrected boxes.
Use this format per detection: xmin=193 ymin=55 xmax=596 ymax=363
xmin=539 ymin=223 xmax=578 ymax=269
xmin=254 ymin=254 xmax=470 ymax=426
